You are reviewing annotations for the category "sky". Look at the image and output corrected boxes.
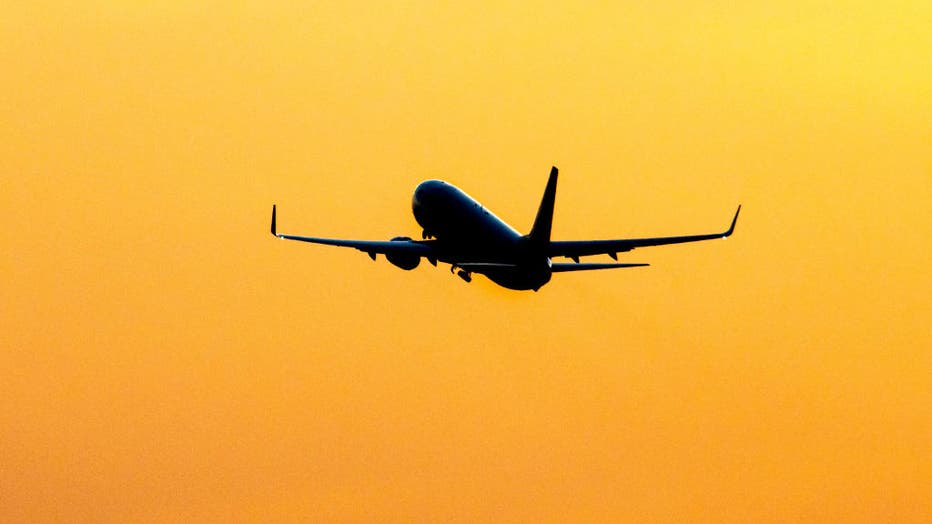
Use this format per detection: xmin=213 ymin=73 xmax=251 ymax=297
xmin=1 ymin=1 xmax=929 ymax=522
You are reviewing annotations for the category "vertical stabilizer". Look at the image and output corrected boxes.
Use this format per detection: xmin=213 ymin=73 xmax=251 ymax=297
xmin=528 ymin=166 xmax=558 ymax=246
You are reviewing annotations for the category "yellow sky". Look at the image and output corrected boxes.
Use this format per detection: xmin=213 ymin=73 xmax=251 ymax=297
xmin=2 ymin=2 xmax=929 ymax=522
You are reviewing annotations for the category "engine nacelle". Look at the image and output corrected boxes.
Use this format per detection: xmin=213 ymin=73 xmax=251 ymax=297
xmin=385 ymin=236 xmax=420 ymax=270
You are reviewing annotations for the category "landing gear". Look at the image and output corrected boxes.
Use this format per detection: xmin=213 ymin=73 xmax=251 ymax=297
xmin=451 ymin=264 xmax=472 ymax=283
xmin=421 ymin=229 xmax=433 ymax=239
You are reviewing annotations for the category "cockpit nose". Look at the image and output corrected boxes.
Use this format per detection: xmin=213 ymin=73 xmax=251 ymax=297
xmin=412 ymin=180 xmax=445 ymax=209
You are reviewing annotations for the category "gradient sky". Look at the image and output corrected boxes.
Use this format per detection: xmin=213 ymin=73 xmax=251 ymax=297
xmin=2 ymin=2 xmax=929 ymax=522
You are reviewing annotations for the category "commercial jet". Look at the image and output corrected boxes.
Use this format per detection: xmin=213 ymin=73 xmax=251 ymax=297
xmin=270 ymin=166 xmax=740 ymax=291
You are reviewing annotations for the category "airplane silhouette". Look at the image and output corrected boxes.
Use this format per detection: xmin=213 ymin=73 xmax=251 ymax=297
xmin=271 ymin=166 xmax=740 ymax=291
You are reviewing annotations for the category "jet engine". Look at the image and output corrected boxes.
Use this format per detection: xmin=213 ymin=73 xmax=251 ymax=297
xmin=385 ymin=236 xmax=420 ymax=270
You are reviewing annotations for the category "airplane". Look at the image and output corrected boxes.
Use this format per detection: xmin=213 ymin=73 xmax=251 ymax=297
xmin=270 ymin=166 xmax=740 ymax=291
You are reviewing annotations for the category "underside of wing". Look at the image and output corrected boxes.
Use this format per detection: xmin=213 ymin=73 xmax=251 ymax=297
xmin=270 ymin=205 xmax=437 ymax=260
xmin=551 ymin=262 xmax=649 ymax=272
xmin=549 ymin=205 xmax=740 ymax=260
xmin=276 ymin=234 xmax=437 ymax=256
xmin=455 ymin=262 xmax=521 ymax=271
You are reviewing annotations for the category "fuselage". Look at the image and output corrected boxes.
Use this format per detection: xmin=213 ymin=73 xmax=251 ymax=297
xmin=412 ymin=180 xmax=552 ymax=290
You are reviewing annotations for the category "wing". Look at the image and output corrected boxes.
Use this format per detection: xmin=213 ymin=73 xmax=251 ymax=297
xmin=549 ymin=205 xmax=740 ymax=260
xmin=270 ymin=205 xmax=437 ymax=260
xmin=551 ymin=262 xmax=649 ymax=272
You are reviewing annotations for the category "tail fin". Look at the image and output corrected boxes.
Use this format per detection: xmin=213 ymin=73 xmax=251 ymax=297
xmin=528 ymin=166 xmax=558 ymax=246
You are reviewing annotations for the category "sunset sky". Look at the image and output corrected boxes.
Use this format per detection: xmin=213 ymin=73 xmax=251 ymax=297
xmin=2 ymin=2 xmax=929 ymax=522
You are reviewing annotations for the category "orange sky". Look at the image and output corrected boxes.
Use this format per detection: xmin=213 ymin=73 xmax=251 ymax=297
xmin=2 ymin=2 xmax=929 ymax=522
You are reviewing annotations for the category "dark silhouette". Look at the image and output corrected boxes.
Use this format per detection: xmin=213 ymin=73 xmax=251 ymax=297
xmin=271 ymin=166 xmax=740 ymax=291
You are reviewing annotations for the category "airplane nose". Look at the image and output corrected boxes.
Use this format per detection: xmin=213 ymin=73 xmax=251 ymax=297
xmin=413 ymin=180 xmax=444 ymax=208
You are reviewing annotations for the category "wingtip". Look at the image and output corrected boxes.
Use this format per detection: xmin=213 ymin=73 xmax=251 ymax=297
xmin=271 ymin=204 xmax=277 ymax=236
xmin=725 ymin=204 xmax=741 ymax=236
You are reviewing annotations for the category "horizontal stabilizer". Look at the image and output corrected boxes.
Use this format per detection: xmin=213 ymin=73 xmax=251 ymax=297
xmin=551 ymin=262 xmax=649 ymax=272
